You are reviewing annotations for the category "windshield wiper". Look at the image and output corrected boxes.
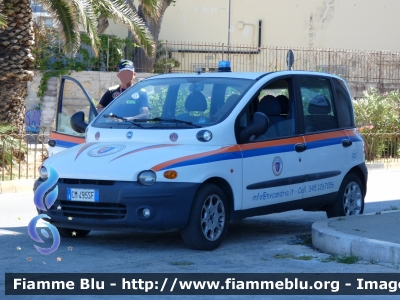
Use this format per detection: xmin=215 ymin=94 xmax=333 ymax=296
xmin=103 ymin=113 xmax=142 ymax=127
xmin=133 ymin=117 xmax=201 ymax=128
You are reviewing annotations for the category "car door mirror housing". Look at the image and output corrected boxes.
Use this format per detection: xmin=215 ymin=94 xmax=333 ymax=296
xmin=240 ymin=112 xmax=269 ymax=142
xmin=70 ymin=111 xmax=88 ymax=133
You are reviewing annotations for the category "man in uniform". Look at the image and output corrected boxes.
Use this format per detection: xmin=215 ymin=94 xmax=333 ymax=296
xmin=96 ymin=60 xmax=150 ymax=120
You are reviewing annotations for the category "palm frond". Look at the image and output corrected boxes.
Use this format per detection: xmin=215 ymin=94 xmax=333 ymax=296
xmin=139 ymin=0 xmax=162 ymax=21
xmin=93 ymin=0 xmax=155 ymax=57
xmin=0 ymin=0 xmax=7 ymax=29
xmin=69 ymin=0 xmax=101 ymax=55
xmin=39 ymin=0 xmax=81 ymax=55
xmin=0 ymin=123 xmax=16 ymax=134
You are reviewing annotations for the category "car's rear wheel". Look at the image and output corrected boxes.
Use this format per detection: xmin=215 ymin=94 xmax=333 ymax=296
xmin=181 ymin=183 xmax=228 ymax=250
xmin=326 ymin=173 xmax=364 ymax=218
xmin=57 ymin=228 xmax=91 ymax=238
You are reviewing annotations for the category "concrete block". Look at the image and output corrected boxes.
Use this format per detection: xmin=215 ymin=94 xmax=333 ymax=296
xmin=366 ymin=163 xmax=384 ymax=171
xmin=0 ymin=179 xmax=35 ymax=194
xmin=0 ymin=181 xmax=16 ymax=193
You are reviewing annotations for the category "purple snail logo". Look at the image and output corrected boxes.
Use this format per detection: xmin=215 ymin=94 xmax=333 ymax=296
xmin=28 ymin=165 xmax=60 ymax=254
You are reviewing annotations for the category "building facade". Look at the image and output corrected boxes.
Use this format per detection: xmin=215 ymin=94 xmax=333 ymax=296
xmin=159 ymin=0 xmax=400 ymax=52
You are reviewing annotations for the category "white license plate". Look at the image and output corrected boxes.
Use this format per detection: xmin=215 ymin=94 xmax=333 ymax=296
xmin=67 ymin=188 xmax=99 ymax=202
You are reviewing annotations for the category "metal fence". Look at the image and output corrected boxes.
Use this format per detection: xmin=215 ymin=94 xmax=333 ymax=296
xmin=0 ymin=133 xmax=49 ymax=181
xmin=150 ymin=42 xmax=400 ymax=84
xmin=1 ymin=131 xmax=399 ymax=181
xmin=362 ymin=133 xmax=400 ymax=163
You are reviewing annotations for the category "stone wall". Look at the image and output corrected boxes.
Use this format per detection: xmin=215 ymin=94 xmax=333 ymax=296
xmin=347 ymin=81 xmax=400 ymax=99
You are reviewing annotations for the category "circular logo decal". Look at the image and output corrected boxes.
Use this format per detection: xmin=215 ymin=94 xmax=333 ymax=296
xmin=88 ymin=145 xmax=126 ymax=157
xmin=272 ymin=156 xmax=283 ymax=176
xmin=95 ymin=132 xmax=100 ymax=140
xmin=198 ymin=117 xmax=206 ymax=124
xmin=126 ymin=131 xmax=133 ymax=139
xmin=170 ymin=133 xmax=178 ymax=142
xmin=132 ymin=92 xmax=139 ymax=99
xmin=112 ymin=92 xmax=120 ymax=99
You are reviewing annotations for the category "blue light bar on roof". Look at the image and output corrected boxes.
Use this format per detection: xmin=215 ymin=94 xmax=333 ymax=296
xmin=218 ymin=60 xmax=231 ymax=72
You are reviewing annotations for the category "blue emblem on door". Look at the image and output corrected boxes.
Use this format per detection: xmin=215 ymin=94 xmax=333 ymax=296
xmin=272 ymin=156 xmax=283 ymax=176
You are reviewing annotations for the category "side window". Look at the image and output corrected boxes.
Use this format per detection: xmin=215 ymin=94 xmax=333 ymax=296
xmin=57 ymin=79 xmax=96 ymax=136
xmin=299 ymin=77 xmax=339 ymax=133
xmin=254 ymin=78 xmax=294 ymax=141
xmin=333 ymin=78 xmax=355 ymax=128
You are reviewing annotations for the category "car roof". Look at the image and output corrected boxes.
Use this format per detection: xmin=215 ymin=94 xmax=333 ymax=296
xmin=147 ymin=70 xmax=344 ymax=81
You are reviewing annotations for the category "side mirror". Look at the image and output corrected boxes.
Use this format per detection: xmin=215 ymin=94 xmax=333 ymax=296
xmin=240 ymin=112 xmax=269 ymax=142
xmin=70 ymin=111 xmax=88 ymax=133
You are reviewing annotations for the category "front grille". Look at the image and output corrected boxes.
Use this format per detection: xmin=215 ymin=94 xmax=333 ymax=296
xmin=59 ymin=178 xmax=115 ymax=185
xmin=50 ymin=200 xmax=127 ymax=220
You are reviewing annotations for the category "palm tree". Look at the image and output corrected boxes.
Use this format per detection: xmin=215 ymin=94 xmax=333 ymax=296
xmin=0 ymin=0 xmax=6 ymax=29
xmin=0 ymin=0 xmax=160 ymax=132
xmin=133 ymin=0 xmax=176 ymax=72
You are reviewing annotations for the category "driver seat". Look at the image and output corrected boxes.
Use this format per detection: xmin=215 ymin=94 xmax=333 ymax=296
xmin=178 ymin=91 xmax=208 ymax=124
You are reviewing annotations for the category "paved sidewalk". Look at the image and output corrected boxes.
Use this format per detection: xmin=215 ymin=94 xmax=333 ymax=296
xmin=312 ymin=211 xmax=400 ymax=265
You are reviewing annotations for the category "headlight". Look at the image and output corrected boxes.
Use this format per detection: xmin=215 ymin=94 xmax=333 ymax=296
xmin=40 ymin=166 xmax=48 ymax=180
xmin=138 ymin=170 xmax=156 ymax=186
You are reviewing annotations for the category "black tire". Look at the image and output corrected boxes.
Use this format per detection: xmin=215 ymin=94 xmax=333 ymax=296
xmin=181 ymin=183 xmax=229 ymax=250
xmin=326 ymin=173 xmax=364 ymax=218
xmin=57 ymin=228 xmax=91 ymax=238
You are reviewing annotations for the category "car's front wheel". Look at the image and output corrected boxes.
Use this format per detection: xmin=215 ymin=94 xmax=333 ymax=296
xmin=181 ymin=183 xmax=229 ymax=250
xmin=326 ymin=173 xmax=364 ymax=218
xmin=57 ymin=228 xmax=91 ymax=238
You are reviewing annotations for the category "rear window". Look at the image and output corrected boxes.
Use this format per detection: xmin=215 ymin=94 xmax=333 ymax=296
xmin=332 ymin=78 xmax=355 ymax=128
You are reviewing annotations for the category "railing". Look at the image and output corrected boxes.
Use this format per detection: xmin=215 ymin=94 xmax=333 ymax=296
xmin=0 ymin=131 xmax=399 ymax=181
xmin=160 ymin=42 xmax=400 ymax=84
xmin=360 ymin=133 xmax=400 ymax=163
xmin=48 ymin=39 xmax=400 ymax=85
xmin=0 ymin=133 xmax=49 ymax=181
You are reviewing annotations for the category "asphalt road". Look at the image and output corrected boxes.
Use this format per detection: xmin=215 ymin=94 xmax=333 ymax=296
xmin=1 ymin=169 xmax=400 ymax=300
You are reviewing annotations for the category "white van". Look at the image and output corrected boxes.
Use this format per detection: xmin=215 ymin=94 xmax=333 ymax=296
xmin=36 ymin=63 xmax=367 ymax=250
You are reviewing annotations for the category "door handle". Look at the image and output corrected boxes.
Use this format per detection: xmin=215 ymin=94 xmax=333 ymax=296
xmin=295 ymin=143 xmax=307 ymax=152
xmin=342 ymin=139 xmax=352 ymax=147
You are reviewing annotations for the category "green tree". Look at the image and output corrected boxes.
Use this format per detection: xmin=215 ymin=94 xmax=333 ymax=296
xmin=153 ymin=40 xmax=180 ymax=73
xmin=0 ymin=0 xmax=158 ymax=132
xmin=353 ymin=88 xmax=400 ymax=160
xmin=131 ymin=0 xmax=177 ymax=72
xmin=353 ymin=88 xmax=400 ymax=133
xmin=0 ymin=0 xmax=6 ymax=29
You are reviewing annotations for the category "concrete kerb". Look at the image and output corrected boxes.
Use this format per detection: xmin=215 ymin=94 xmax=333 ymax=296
xmin=0 ymin=179 xmax=34 ymax=194
xmin=366 ymin=162 xmax=400 ymax=171
xmin=312 ymin=211 xmax=400 ymax=265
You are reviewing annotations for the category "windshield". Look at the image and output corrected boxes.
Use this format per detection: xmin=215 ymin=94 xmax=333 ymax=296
xmin=93 ymin=77 xmax=255 ymax=129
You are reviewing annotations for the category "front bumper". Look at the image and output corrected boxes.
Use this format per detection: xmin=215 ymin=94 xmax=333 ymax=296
xmin=34 ymin=178 xmax=199 ymax=231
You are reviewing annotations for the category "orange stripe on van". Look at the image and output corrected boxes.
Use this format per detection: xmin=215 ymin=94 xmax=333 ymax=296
xmin=151 ymin=145 xmax=241 ymax=172
xmin=50 ymin=132 xmax=85 ymax=144
xmin=303 ymin=130 xmax=346 ymax=142
xmin=239 ymin=136 xmax=305 ymax=151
